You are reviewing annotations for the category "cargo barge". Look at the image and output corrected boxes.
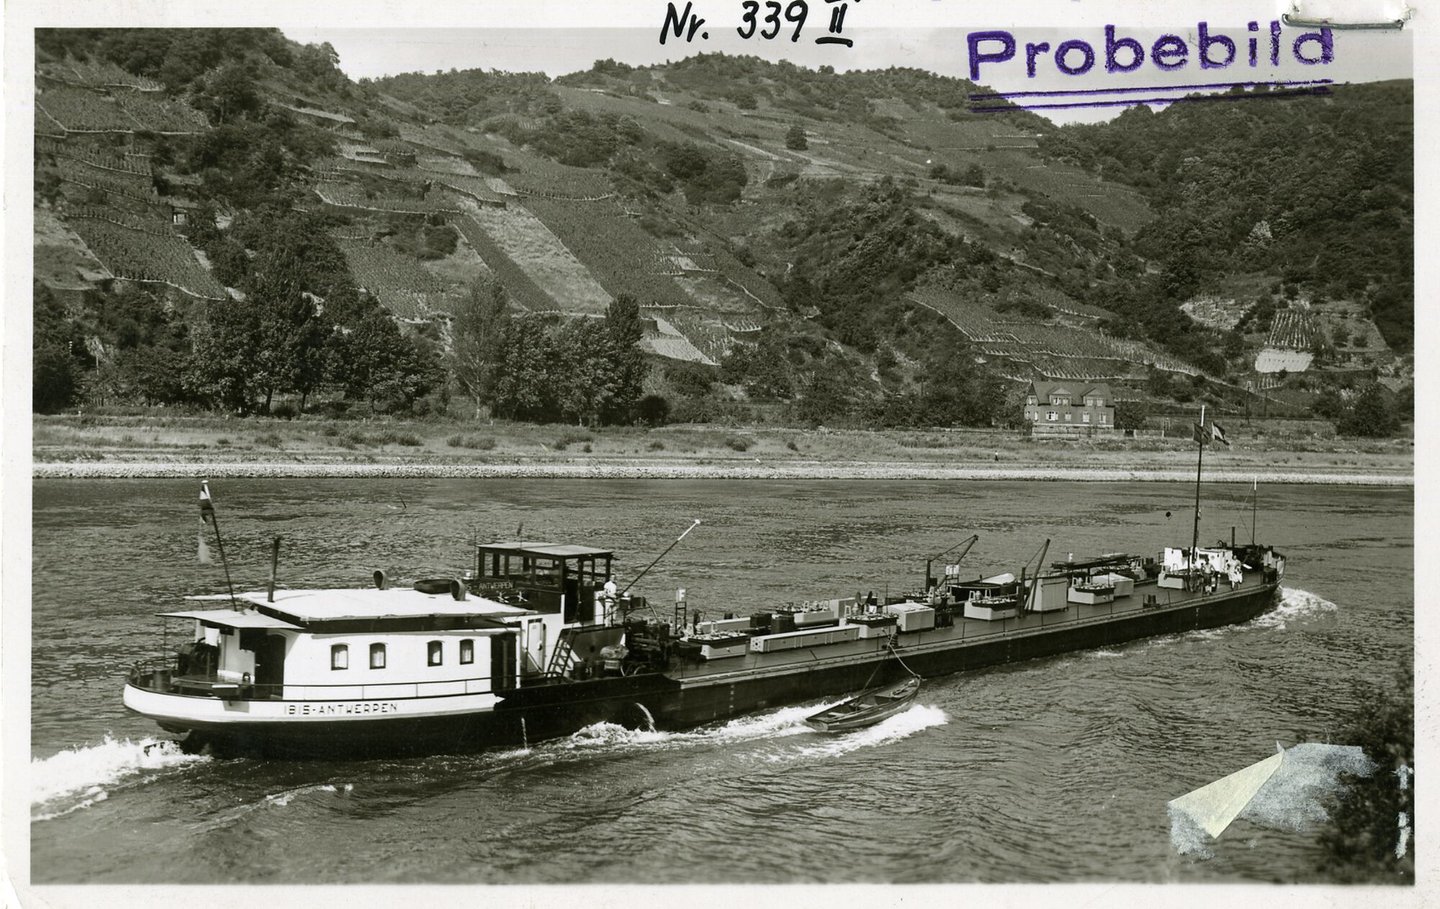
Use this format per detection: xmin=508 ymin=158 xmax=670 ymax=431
xmin=123 ymin=413 xmax=1282 ymax=758
xmin=122 ymin=529 xmax=1284 ymax=758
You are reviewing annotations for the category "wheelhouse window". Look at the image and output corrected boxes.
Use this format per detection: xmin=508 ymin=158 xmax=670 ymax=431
xmin=428 ymin=640 xmax=444 ymax=666
xmin=331 ymin=644 xmax=349 ymax=670
xmin=370 ymin=643 xmax=387 ymax=669
xmin=459 ymin=639 xmax=474 ymax=664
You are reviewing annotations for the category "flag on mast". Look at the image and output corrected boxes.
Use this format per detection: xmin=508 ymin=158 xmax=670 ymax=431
xmin=198 ymin=480 xmax=214 ymax=563
xmin=1192 ymin=422 xmax=1208 ymax=445
xmin=1211 ymin=421 xmax=1230 ymax=446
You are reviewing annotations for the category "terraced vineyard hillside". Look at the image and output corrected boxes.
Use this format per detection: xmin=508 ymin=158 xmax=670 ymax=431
xmin=32 ymin=29 xmax=1411 ymax=428
xmin=909 ymin=288 xmax=1195 ymax=382
xmin=32 ymin=37 xmax=1166 ymax=382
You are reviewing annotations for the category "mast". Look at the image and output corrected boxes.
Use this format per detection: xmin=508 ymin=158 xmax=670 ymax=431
xmin=1251 ymin=477 xmax=1258 ymax=546
xmin=1189 ymin=404 xmax=1205 ymax=584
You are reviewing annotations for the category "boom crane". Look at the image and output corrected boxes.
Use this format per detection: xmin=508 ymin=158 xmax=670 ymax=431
xmin=926 ymin=534 xmax=979 ymax=591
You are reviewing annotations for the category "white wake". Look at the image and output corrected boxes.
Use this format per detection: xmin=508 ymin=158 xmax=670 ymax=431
xmin=784 ymin=704 xmax=949 ymax=760
xmin=557 ymin=700 xmax=945 ymax=759
xmin=31 ymin=735 xmax=208 ymax=821
xmin=1250 ymin=587 xmax=1339 ymax=630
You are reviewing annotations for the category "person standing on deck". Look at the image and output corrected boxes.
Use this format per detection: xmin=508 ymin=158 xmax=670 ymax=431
xmin=603 ymin=578 xmax=618 ymax=621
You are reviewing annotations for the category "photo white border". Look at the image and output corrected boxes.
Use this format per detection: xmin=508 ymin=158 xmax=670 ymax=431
xmin=4 ymin=1 xmax=1434 ymax=906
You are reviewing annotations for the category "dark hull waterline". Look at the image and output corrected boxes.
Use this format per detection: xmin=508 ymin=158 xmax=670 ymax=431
xmin=156 ymin=582 xmax=1278 ymax=759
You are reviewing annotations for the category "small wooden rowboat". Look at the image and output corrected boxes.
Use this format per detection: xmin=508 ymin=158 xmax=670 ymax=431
xmin=803 ymin=675 xmax=921 ymax=732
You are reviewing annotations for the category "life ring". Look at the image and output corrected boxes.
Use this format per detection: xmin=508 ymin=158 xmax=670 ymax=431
xmin=414 ymin=578 xmax=454 ymax=595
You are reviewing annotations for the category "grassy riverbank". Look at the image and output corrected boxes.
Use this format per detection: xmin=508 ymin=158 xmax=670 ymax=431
xmin=32 ymin=413 xmax=1413 ymax=483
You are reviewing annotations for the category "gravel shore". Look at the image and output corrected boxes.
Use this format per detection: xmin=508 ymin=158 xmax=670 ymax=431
xmin=31 ymin=458 xmax=1413 ymax=485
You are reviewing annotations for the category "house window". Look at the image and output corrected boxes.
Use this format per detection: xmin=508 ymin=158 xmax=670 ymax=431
xmin=1064 ymin=412 xmax=1072 ymax=422
xmin=428 ymin=640 xmax=444 ymax=666
xmin=460 ymin=639 xmax=474 ymax=664
xmin=1046 ymin=412 xmax=1057 ymax=422
xmin=370 ymin=643 xmax=387 ymax=669
xmin=1100 ymin=413 xmax=1108 ymax=424
xmin=1082 ymin=412 xmax=1091 ymax=424
xmin=331 ymin=644 xmax=349 ymax=670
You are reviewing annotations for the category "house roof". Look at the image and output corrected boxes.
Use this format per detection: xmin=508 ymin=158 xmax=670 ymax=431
xmin=1028 ymin=380 xmax=1113 ymax=401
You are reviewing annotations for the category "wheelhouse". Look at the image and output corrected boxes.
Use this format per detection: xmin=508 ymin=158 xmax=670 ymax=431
xmin=471 ymin=542 xmax=614 ymax=623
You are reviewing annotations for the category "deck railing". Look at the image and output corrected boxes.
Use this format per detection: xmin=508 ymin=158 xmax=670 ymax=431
xmin=126 ymin=660 xmax=501 ymax=702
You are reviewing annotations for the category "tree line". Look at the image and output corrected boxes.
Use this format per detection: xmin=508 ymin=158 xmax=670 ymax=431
xmin=35 ymin=208 xmax=653 ymax=425
xmin=449 ymin=284 xmax=649 ymax=425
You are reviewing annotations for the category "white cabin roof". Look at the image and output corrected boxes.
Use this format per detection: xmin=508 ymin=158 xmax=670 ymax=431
xmin=185 ymin=587 xmax=534 ymax=623
xmin=157 ymin=607 xmax=304 ymax=630
xmin=479 ymin=541 xmax=613 ymax=558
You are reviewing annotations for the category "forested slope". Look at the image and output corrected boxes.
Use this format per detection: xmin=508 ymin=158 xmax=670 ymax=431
xmin=32 ymin=30 xmax=1411 ymax=434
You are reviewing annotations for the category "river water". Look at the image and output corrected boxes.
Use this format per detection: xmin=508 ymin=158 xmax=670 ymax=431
xmin=28 ymin=478 xmax=1411 ymax=884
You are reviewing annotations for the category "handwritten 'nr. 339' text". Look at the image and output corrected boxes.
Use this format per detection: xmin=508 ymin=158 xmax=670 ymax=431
xmin=661 ymin=1 xmax=864 ymax=48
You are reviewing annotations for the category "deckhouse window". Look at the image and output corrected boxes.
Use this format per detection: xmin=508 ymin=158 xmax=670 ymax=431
xmin=331 ymin=644 xmax=349 ymax=670
xmin=428 ymin=640 xmax=444 ymax=666
xmin=460 ymin=639 xmax=474 ymax=664
xmin=370 ymin=643 xmax=387 ymax=669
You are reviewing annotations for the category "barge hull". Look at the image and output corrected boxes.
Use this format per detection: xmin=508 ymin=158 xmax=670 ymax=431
xmin=499 ymin=582 xmax=1280 ymax=742
xmin=139 ymin=583 xmax=1277 ymax=758
xmin=129 ymin=673 xmax=680 ymax=759
xmin=645 ymin=582 xmax=1278 ymax=730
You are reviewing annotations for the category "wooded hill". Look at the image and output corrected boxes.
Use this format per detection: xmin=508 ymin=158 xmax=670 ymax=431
xmin=32 ymin=29 xmax=1412 ymax=432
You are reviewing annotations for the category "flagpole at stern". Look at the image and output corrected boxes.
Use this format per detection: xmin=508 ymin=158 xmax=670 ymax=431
xmin=201 ymin=480 xmax=238 ymax=609
xmin=1251 ymin=477 xmax=1258 ymax=547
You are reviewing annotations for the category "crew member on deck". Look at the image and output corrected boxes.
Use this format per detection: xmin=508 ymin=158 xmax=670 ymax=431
xmin=603 ymin=578 xmax=618 ymax=620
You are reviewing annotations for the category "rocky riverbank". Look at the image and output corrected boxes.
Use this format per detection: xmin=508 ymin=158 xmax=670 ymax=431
xmin=31 ymin=457 xmax=1413 ymax=484
xmin=32 ymin=414 xmax=1413 ymax=484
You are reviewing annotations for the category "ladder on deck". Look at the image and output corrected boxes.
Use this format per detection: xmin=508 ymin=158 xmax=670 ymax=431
xmin=545 ymin=627 xmax=581 ymax=678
